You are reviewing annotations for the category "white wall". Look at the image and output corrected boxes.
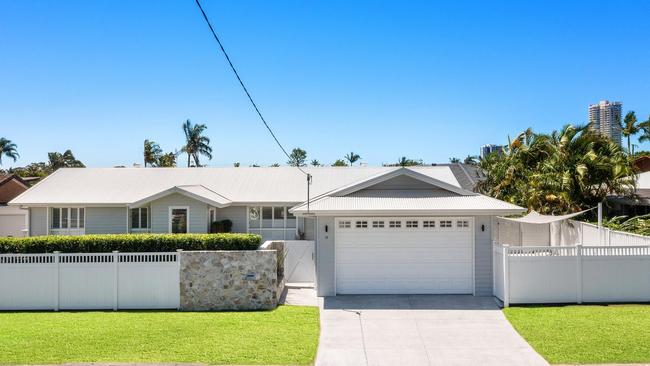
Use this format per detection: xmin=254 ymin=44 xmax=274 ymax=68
xmin=0 ymin=206 xmax=27 ymax=237
xmin=495 ymin=245 xmax=650 ymax=305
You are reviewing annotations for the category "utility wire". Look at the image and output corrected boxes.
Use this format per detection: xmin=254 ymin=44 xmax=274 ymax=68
xmin=193 ymin=0 xmax=309 ymax=177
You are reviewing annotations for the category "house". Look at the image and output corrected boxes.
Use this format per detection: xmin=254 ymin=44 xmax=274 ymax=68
xmin=0 ymin=174 xmax=30 ymax=237
xmin=607 ymin=170 xmax=650 ymax=217
xmin=9 ymin=166 xmax=524 ymax=296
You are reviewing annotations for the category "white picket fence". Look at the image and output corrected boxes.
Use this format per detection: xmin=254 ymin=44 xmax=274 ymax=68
xmin=0 ymin=251 xmax=180 ymax=310
xmin=494 ymin=243 xmax=650 ymax=306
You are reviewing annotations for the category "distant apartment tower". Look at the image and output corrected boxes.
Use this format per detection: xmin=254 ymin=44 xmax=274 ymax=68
xmin=480 ymin=144 xmax=505 ymax=158
xmin=588 ymin=100 xmax=622 ymax=146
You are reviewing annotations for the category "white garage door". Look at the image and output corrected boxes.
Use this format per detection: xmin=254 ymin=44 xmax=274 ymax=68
xmin=336 ymin=217 xmax=473 ymax=294
xmin=0 ymin=214 xmax=27 ymax=237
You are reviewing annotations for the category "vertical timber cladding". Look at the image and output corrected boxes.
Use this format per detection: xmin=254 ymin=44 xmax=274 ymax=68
xmin=335 ymin=217 xmax=474 ymax=294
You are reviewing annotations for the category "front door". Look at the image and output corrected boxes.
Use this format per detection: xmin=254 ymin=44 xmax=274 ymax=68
xmin=170 ymin=207 xmax=188 ymax=233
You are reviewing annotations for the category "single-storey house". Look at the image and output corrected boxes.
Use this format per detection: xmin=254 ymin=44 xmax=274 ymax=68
xmin=9 ymin=166 xmax=524 ymax=296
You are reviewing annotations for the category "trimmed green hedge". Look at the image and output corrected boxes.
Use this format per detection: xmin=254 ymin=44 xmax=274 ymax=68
xmin=0 ymin=233 xmax=262 ymax=254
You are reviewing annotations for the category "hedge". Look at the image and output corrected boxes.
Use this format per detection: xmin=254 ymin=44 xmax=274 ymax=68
xmin=0 ymin=233 xmax=262 ymax=254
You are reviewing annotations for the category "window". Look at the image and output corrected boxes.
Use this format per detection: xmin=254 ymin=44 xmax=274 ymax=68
xmin=248 ymin=206 xmax=298 ymax=240
xmin=131 ymin=208 xmax=149 ymax=229
xmin=406 ymin=220 xmax=418 ymax=228
xmin=355 ymin=220 xmax=368 ymax=228
xmin=457 ymin=220 xmax=469 ymax=228
xmin=372 ymin=220 xmax=385 ymax=228
xmin=423 ymin=220 xmax=435 ymax=228
xmin=170 ymin=207 xmax=188 ymax=233
xmin=51 ymin=208 xmax=84 ymax=230
xmin=338 ymin=221 xmax=351 ymax=228
xmin=440 ymin=220 xmax=452 ymax=228
xmin=389 ymin=220 xmax=401 ymax=228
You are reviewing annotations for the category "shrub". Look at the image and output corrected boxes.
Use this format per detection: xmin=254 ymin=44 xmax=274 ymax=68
xmin=0 ymin=233 xmax=262 ymax=254
xmin=210 ymin=219 xmax=233 ymax=233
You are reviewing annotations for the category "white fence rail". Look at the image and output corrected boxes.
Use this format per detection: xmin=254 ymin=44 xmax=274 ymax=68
xmin=0 ymin=251 xmax=180 ymax=311
xmin=494 ymin=243 xmax=650 ymax=307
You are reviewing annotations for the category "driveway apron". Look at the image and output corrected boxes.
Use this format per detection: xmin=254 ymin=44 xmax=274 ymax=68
xmin=316 ymin=295 xmax=548 ymax=366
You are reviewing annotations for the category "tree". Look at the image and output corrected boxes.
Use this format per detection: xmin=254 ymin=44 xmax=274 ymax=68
xmin=48 ymin=150 xmax=85 ymax=170
xmin=449 ymin=157 xmax=461 ymax=163
xmin=144 ymin=140 xmax=162 ymax=167
xmin=387 ymin=157 xmax=423 ymax=167
xmin=157 ymin=152 xmax=177 ymax=167
xmin=181 ymin=119 xmax=212 ymax=167
xmin=344 ymin=152 xmax=361 ymax=166
xmin=287 ymin=148 xmax=307 ymax=167
xmin=310 ymin=159 xmax=321 ymax=166
xmin=0 ymin=138 xmax=19 ymax=166
xmin=270 ymin=163 xmax=280 ymax=167
xmin=622 ymin=111 xmax=640 ymax=153
xmin=332 ymin=159 xmax=347 ymax=167
xmin=477 ymin=125 xmax=635 ymax=214
xmin=233 ymin=162 xmax=240 ymax=167
xmin=637 ymin=115 xmax=650 ymax=144
xmin=463 ymin=155 xmax=479 ymax=165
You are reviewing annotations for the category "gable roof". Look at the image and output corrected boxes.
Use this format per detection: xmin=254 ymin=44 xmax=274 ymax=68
xmin=0 ymin=174 xmax=30 ymax=204
xmin=129 ymin=185 xmax=231 ymax=208
xmin=290 ymin=168 xmax=523 ymax=215
xmin=9 ymin=166 xmax=461 ymax=206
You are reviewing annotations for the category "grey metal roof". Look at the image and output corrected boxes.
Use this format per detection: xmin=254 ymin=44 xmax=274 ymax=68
xmin=10 ymin=166 xmax=462 ymax=206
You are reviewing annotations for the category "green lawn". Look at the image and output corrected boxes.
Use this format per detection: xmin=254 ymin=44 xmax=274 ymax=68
xmin=0 ymin=306 xmax=319 ymax=365
xmin=504 ymin=305 xmax=650 ymax=365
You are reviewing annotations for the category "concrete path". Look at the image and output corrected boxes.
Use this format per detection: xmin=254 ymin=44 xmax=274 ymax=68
xmin=279 ymin=283 xmax=318 ymax=306
xmin=316 ymin=295 xmax=548 ymax=366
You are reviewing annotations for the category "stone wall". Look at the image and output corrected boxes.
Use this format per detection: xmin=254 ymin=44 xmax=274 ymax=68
xmin=179 ymin=250 xmax=278 ymax=311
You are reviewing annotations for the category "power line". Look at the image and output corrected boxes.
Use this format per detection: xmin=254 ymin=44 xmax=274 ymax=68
xmin=193 ymin=0 xmax=309 ymax=177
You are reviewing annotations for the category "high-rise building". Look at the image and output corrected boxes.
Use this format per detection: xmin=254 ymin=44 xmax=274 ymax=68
xmin=480 ymin=144 xmax=505 ymax=158
xmin=588 ymin=100 xmax=622 ymax=146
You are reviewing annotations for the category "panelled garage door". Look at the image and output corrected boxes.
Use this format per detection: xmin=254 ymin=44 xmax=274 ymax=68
xmin=335 ymin=217 xmax=473 ymax=294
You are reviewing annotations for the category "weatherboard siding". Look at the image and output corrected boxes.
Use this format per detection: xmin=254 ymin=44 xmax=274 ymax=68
xmin=474 ymin=215 xmax=494 ymax=296
xmin=150 ymin=193 xmax=208 ymax=234
xmin=85 ymin=207 xmax=127 ymax=234
xmin=29 ymin=207 xmax=47 ymax=236
xmin=213 ymin=206 xmax=247 ymax=233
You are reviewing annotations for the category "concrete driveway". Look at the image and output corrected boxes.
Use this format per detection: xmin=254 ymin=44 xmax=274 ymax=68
xmin=316 ymin=295 xmax=548 ymax=366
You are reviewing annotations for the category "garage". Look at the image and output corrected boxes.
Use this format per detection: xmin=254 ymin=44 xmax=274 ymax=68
xmin=335 ymin=217 xmax=473 ymax=294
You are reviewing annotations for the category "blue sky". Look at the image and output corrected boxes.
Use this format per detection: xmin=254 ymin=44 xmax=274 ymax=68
xmin=1 ymin=0 xmax=650 ymax=168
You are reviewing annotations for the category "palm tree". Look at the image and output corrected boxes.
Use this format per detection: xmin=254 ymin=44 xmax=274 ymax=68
xmin=181 ymin=120 xmax=212 ymax=167
xmin=157 ymin=152 xmax=178 ymax=167
xmin=310 ymin=159 xmax=321 ymax=166
xmin=144 ymin=140 xmax=163 ymax=167
xmin=449 ymin=157 xmax=461 ymax=163
xmin=331 ymin=159 xmax=347 ymax=167
xmin=477 ymin=125 xmax=635 ymax=214
xmin=622 ymin=111 xmax=640 ymax=154
xmin=344 ymin=152 xmax=361 ymax=166
xmin=48 ymin=150 xmax=85 ymax=170
xmin=638 ymin=115 xmax=650 ymax=144
xmin=393 ymin=157 xmax=422 ymax=167
xmin=0 ymin=138 xmax=19 ymax=166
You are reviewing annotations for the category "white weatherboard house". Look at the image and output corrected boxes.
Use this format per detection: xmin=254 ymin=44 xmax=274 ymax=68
xmin=9 ymin=166 xmax=524 ymax=297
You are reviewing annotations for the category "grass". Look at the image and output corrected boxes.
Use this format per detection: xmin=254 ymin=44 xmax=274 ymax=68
xmin=0 ymin=306 xmax=319 ymax=365
xmin=504 ymin=304 xmax=650 ymax=364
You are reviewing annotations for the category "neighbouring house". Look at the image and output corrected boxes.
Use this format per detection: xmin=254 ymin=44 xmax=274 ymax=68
xmin=607 ymin=170 xmax=650 ymax=217
xmin=9 ymin=166 xmax=524 ymax=296
xmin=634 ymin=155 xmax=650 ymax=173
xmin=0 ymin=174 xmax=30 ymax=237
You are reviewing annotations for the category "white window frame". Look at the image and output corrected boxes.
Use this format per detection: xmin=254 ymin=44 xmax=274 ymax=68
xmin=168 ymin=206 xmax=190 ymax=234
xmin=50 ymin=207 xmax=86 ymax=236
xmin=246 ymin=205 xmax=298 ymax=240
xmin=130 ymin=207 xmax=150 ymax=231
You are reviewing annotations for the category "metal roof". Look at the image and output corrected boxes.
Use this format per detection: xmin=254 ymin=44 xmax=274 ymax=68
xmin=291 ymin=190 xmax=524 ymax=215
xmin=9 ymin=166 xmax=461 ymax=206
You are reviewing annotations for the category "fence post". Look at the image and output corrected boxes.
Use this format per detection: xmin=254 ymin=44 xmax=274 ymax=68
xmin=176 ymin=249 xmax=183 ymax=310
xmin=54 ymin=251 xmax=60 ymax=311
xmin=113 ymin=251 xmax=119 ymax=311
xmin=503 ymin=245 xmax=510 ymax=308
xmin=576 ymin=245 xmax=583 ymax=304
